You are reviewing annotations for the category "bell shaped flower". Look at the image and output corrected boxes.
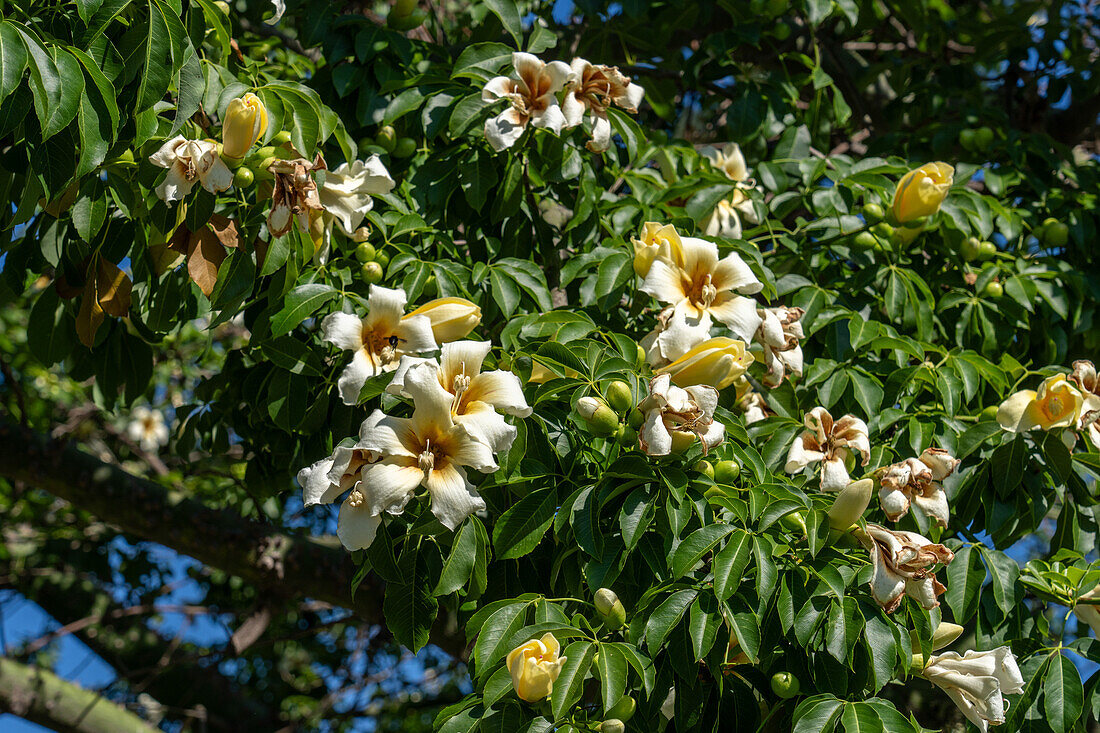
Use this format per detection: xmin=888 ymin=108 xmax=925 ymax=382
xmin=878 ymin=447 xmax=960 ymax=528
xmin=126 ymin=407 xmax=169 ymax=452
xmin=267 ymin=155 xmax=326 ymax=238
xmin=353 ymin=361 xmax=498 ymax=531
xmin=784 ymin=407 xmax=871 ymax=491
xmin=320 ymin=285 xmax=437 ymax=405
xmin=892 ymin=162 xmax=954 ymax=223
xmin=1069 ymin=360 xmax=1100 ymax=449
xmin=632 ymin=221 xmax=683 ymax=278
xmin=314 ymin=156 xmax=395 ymax=262
xmin=561 ymin=58 xmax=644 ymax=152
xmin=997 ymin=374 xmax=1083 ymax=433
xmin=482 ymin=53 xmax=571 ymax=151
xmin=640 ymin=306 xmax=711 ymax=368
xmin=641 ymin=235 xmax=764 ymax=348
xmin=507 ymin=633 xmax=567 ymax=703
xmin=637 ymin=373 xmax=723 ymax=456
xmin=919 ymin=647 xmax=1024 ymax=732
xmin=387 ymin=340 xmax=532 ymax=452
xmin=856 ymin=524 xmax=954 ymax=612
xmin=149 ymin=136 xmax=234 ymax=204
xmin=221 ymin=93 xmax=269 ymax=159
xmin=756 ymin=305 xmax=805 ymax=387
xmin=654 ymin=337 xmax=754 ymax=391
xmin=405 ymin=298 xmax=482 ymax=344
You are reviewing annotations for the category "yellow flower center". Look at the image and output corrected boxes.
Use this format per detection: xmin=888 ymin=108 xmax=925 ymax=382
xmin=346 ymin=487 xmax=365 ymax=508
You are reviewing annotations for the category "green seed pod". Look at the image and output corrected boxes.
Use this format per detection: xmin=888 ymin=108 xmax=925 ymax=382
xmin=693 ymin=460 xmax=714 ymax=479
xmin=355 ymin=243 xmax=377 ymax=262
xmin=861 ymin=202 xmax=885 ymax=222
xmin=361 ymin=262 xmax=383 ymax=285
xmin=605 ymin=380 xmax=633 ymax=413
xmin=770 ymin=671 xmax=800 ymax=699
xmin=713 ymin=460 xmax=740 ymax=484
xmin=606 ymin=695 xmax=636 ymax=722
xmin=599 ymin=720 xmax=625 ymax=733
xmin=616 ymin=424 xmax=638 ymax=448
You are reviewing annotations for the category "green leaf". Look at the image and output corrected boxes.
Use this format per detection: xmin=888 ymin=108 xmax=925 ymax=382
xmin=595 ymin=642 xmax=627 ymax=714
xmin=863 ymin=615 xmax=899 ymax=694
xmin=0 ymin=22 xmax=28 ymax=104
xmin=14 ymin=24 xmax=84 ymax=141
xmin=672 ymin=524 xmax=734 ymax=578
xmin=492 ymin=487 xmax=557 ymax=560
xmin=793 ymin=695 xmax=843 ymax=733
xmin=136 ymin=0 xmax=174 ymax=113
xmin=435 ymin=519 xmax=479 ymax=596
xmin=688 ymin=595 xmax=720 ymax=661
xmin=482 ymin=664 xmax=514 ymax=708
xmin=839 ymin=702 xmax=883 ymax=733
xmin=484 ymin=0 xmax=524 ymax=45
xmin=550 ymin=641 xmax=595 ymax=721
xmin=978 ymin=546 xmax=1020 ymax=615
xmin=270 ymin=284 xmax=337 ymax=337
xmin=473 ymin=602 xmax=529 ymax=674
xmin=27 ymin=289 xmax=75 ymax=367
xmin=644 ymin=589 xmax=697 ymax=654
xmin=990 ymin=436 xmax=1027 ymax=495
xmin=383 ymin=545 xmax=439 ymax=653
xmin=259 ymin=336 xmax=324 ymax=377
xmin=452 ymin=42 xmax=514 ymax=82
xmin=956 ymin=420 xmax=1003 ymax=459
xmin=1044 ymin=652 xmax=1083 ymax=733
xmin=619 ymin=489 xmax=655 ymax=551
xmin=944 ymin=545 xmax=983 ymax=623
xmin=448 ymin=93 xmax=490 ymax=138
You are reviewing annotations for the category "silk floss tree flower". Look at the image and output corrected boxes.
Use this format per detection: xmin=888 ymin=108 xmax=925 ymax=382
xmin=701 ymin=143 xmax=759 ymax=240
xmin=352 ymin=361 xmax=498 ymax=533
xmin=735 ymin=377 xmax=772 ymax=425
xmin=855 ymin=523 xmax=954 ymax=612
xmin=320 ymin=285 xmax=438 ymax=405
xmin=149 ymin=137 xmax=234 ymax=203
xmin=997 ymin=373 xmax=1083 ymax=439
xmin=641 ymin=235 xmax=764 ymax=363
xmin=654 ymin=337 xmax=754 ymax=391
xmin=221 ymin=93 xmax=269 ymax=159
xmin=892 ymin=162 xmax=954 ymax=223
xmin=313 ymin=156 xmax=395 ymax=262
xmin=637 ymin=373 xmax=723 ymax=456
xmin=631 ymin=221 xmax=682 ymax=278
xmin=755 ymin=305 xmax=804 ymax=387
xmin=1068 ymin=359 xmax=1100 ymax=449
xmin=507 ymin=633 xmax=567 ymax=703
xmin=878 ymin=447 xmax=960 ymax=528
xmin=387 ymin=340 xmax=532 ymax=452
xmin=127 ymin=407 xmax=170 ymax=452
xmin=784 ymin=407 xmax=871 ymax=491
xmin=561 ymin=57 xmax=644 ymax=152
xmin=919 ymin=647 xmax=1024 ymax=732
xmin=405 ymin=298 xmax=483 ymax=345
xmin=482 ymin=53 xmax=571 ymax=151
xmin=267 ymin=155 xmax=326 ymax=238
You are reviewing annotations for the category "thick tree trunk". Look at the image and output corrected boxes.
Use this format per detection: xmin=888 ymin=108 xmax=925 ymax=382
xmin=0 ymin=658 xmax=160 ymax=733
xmin=0 ymin=420 xmax=468 ymax=659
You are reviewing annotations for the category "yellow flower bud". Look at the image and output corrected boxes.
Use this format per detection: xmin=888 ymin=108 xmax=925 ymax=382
xmin=655 ymin=337 xmax=754 ymax=391
xmin=506 ymin=633 xmax=566 ymax=703
xmin=405 ymin=297 xmax=481 ymax=344
xmin=595 ymin=588 xmax=627 ymax=628
xmin=221 ymin=93 xmax=269 ymax=159
xmin=827 ymin=478 xmax=874 ymax=530
xmin=631 ymin=221 xmax=682 ymax=278
xmin=891 ymin=162 xmax=953 ymax=223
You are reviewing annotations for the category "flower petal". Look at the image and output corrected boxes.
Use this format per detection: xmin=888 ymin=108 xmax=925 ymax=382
xmin=336 ymin=500 xmax=381 ymax=551
xmin=298 ymin=453 xmax=341 ymax=506
xmin=365 ymin=285 xmax=408 ymax=333
xmin=337 ymin=350 xmax=379 ymax=405
xmin=641 ymin=259 xmax=688 ymax=306
xmin=707 ymin=294 xmax=763 ymax=343
xmin=441 ymin=340 xmax=492 ymax=386
xmin=321 ymin=312 xmax=365 ymax=352
xmin=996 ymin=389 xmax=1037 ymax=432
xmin=426 ymin=462 xmax=486 ymax=530
xmin=484 ymin=109 xmax=526 ymax=151
xmin=359 ymin=460 xmax=423 ymax=516
xmin=457 ymin=402 xmax=518 ymax=453
xmin=466 ymin=370 xmax=532 ymax=417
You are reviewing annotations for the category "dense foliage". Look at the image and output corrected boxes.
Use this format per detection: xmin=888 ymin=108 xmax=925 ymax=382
xmin=1 ymin=1 xmax=1099 ymax=732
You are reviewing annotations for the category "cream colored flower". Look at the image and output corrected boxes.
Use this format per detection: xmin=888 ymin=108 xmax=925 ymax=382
xmin=784 ymin=407 xmax=871 ymax=491
xmin=704 ymin=143 xmax=749 ymax=182
xmin=701 ymin=198 xmax=744 ymax=240
xmin=314 ymin=157 xmax=395 ymax=262
xmin=632 ymin=221 xmax=683 ymax=278
xmin=126 ymin=407 xmax=169 ymax=452
xmin=654 ymin=337 xmax=753 ymax=391
xmin=997 ymin=374 xmax=1083 ymax=433
xmin=640 ymin=306 xmax=710 ymax=368
xmin=1073 ymin=584 xmax=1100 ymax=638
xmin=405 ymin=298 xmax=482 ymax=344
xmin=353 ymin=362 xmax=498 ymax=530
xmin=641 ymin=235 xmax=763 ymax=356
xmin=506 ymin=633 xmax=567 ymax=703
xmin=1069 ymin=360 xmax=1100 ymax=449
xmin=387 ymin=340 xmax=532 ymax=452
xmin=878 ymin=447 xmax=959 ymax=528
xmin=637 ymin=373 xmax=723 ymax=456
xmin=755 ymin=306 xmax=804 ymax=387
xmin=482 ymin=53 xmax=571 ymax=151
xmin=892 ymin=162 xmax=954 ymax=223
xmin=919 ymin=648 xmax=1025 ymax=732
xmin=221 ymin=93 xmax=269 ymax=159
xmin=735 ymin=377 xmax=771 ymax=425
xmin=856 ymin=524 xmax=954 ymax=612
xmin=267 ymin=155 xmax=325 ymax=238
xmin=320 ymin=285 xmax=437 ymax=405
xmin=148 ymin=136 xmax=233 ymax=203
xmin=561 ymin=57 xmax=644 ymax=152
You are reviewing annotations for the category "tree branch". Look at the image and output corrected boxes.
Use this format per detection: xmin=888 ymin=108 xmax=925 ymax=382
xmin=0 ymin=657 xmax=160 ymax=733
xmin=0 ymin=420 xmax=467 ymax=659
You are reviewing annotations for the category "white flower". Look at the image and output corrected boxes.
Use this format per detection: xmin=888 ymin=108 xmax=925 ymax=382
xmin=735 ymin=377 xmax=771 ymax=425
xmin=126 ymin=407 xmax=170 ymax=452
xmin=640 ymin=235 xmax=764 ymax=352
xmin=148 ymin=136 xmax=233 ymax=204
xmin=268 ymin=0 xmax=285 ymax=23
xmin=704 ymin=143 xmax=749 ymax=183
xmin=755 ymin=306 xmax=805 ymax=387
xmin=784 ymin=407 xmax=871 ymax=491
xmin=320 ymin=285 xmax=437 ymax=405
xmin=1069 ymin=360 xmax=1100 ymax=450
xmin=387 ymin=340 xmax=532 ymax=452
xmin=701 ymin=198 xmax=744 ymax=240
xmin=920 ymin=648 xmax=1025 ymax=732
xmin=315 ymin=157 xmax=395 ymax=262
xmin=561 ymin=57 xmax=644 ymax=152
xmin=878 ymin=447 xmax=959 ymax=528
xmin=353 ymin=361 xmax=498 ymax=531
xmin=482 ymin=53 xmax=572 ymax=151
xmin=641 ymin=306 xmax=711 ymax=367
xmin=637 ymin=373 xmax=723 ymax=456
xmin=856 ymin=524 xmax=953 ymax=612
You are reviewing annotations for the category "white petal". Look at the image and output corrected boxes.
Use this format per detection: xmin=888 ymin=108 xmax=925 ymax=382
xmin=365 ymin=285 xmax=408 ymax=333
xmin=541 ymin=60 xmax=574 ymax=93
xmin=405 ymin=360 xmax=460 ymax=429
xmin=336 ymin=501 xmax=380 ymax=551
xmin=386 ymin=355 xmax=438 ymax=397
xmin=531 ymin=101 xmax=566 ymax=134
xmin=200 ymin=156 xmax=235 ymax=194
xmin=640 ymin=410 xmax=672 ymax=456
xmin=441 ymin=340 xmax=492 ymax=384
xmin=359 ymin=460 xmax=423 ymax=516
xmin=337 ymin=350 xmax=378 ymax=406
xmin=447 ymin=425 xmax=499 ymax=473
xmin=878 ymin=485 xmax=911 ymax=522
xmin=785 ymin=434 xmax=825 ymax=473
xmin=156 ymin=167 xmax=195 ymax=203
xmin=149 ymin=136 xmax=186 ymax=168
xmin=355 ymin=413 xmax=417 ymax=459
xmin=820 ymin=457 xmax=852 ymax=491
xmin=561 ymin=92 xmax=586 ymax=128
xmin=483 ymin=76 xmax=517 ymax=101
xmin=587 ymin=113 xmax=612 ymax=153
xmin=641 ymin=259 xmax=688 ymax=305
xmin=708 ymin=294 xmax=763 ymax=343
xmin=466 ymin=370 xmax=532 ymax=417
xmin=484 ymin=109 xmax=526 ymax=151
xmin=394 ymin=314 xmax=440 ymax=355
xmin=653 ymin=311 xmax=711 ymax=364
xmin=426 ymin=463 xmax=485 ymax=530
xmin=457 ymin=402 xmax=517 ymax=453
xmin=298 ymin=453 xmax=340 ymax=506
xmin=321 ymin=312 xmax=365 ymax=352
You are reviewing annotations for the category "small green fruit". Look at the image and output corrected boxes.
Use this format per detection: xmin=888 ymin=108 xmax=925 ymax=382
xmin=615 ymin=424 xmax=638 ymax=448
xmin=852 ymin=231 xmax=877 ymax=251
xmin=213 ymin=0 xmax=231 ymax=13
xmin=373 ymin=250 xmax=391 ymax=268
xmin=959 ymin=128 xmax=977 ymax=151
xmin=961 ymin=236 xmax=981 ymax=261
xmin=393 ymin=0 xmax=418 ymax=15
xmin=389 ymin=7 xmax=428 ymax=30
xmin=1043 ymin=219 xmax=1069 ymax=247
xmin=589 ymin=405 xmax=621 ymax=437
xmin=635 ymin=343 xmax=646 ymax=367
xmin=392 ymin=137 xmax=417 ymax=158
xmin=606 ymin=695 xmax=636 ymax=722
xmin=361 ymin=261 xmax=384 ymax=285
xmin=252 ymin=145 xmax=277 ymax=161
xmin=375 ymin=126 xmax=398 ymax=152
xmin=979 ymin=405 xmax=998 ymax=421
xmin=355 ymin=243 xmax=376 ymax=262
xmin=871 ymin=222 xmax=894 ymax=239
xmin=358 ymin=136 xmax=374 ymax=151
xmin=669 ymin=430 xmax=696 ymax=454
xmin=977 ymin=240 xmax=997 ymax=260
xmin=765 ymin=0 xmax=787 ymax=15
xmin=773 ymin=21 xmax=791 ymax=40
xmin=599 ymin=720 xmax=625 ymax=733
xmin=714 ymin=460 xmax=740 ymax=484
xmin=983 ymin=280 xmax=1003 ymax=298
xmin=271 ymin=130 xmax=293 ymax=146
xmin=975 ymin=126 xmax=994 ymax=151
xmin=771 ymin=671 xmax=801 ymax=699
xmin=595 ymin=588 xmax=627 ymax=629
xmin=861 ymin=202 xmax=885 ymax=222
xmin=232 ymin=167 xmax=254 ymax=187
xmin=605 ymin=380 xmax=633 ymax=413
xmin=693 ymin=460 xmax=715 ymax=479
xmin=627 ymin=408 xmax=644 ymax=430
